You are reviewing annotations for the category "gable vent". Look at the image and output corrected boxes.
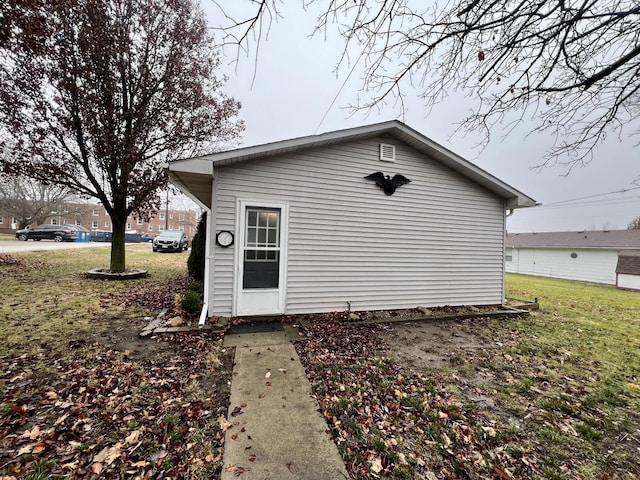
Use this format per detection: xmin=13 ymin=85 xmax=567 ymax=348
xmin=379 ymin=143 xmax=395 ymax=162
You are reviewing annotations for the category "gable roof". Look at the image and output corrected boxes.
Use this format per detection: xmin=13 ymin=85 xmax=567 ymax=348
xmin=507 ymin=230 xmax=640 ymax=249
xmin=167 ymin=120 xmax=537 ymax=209
xmin=616 ymin=250 xmax=640 ymax=275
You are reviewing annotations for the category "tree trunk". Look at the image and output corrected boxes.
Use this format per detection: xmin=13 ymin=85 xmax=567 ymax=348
xmin=110 ymin=216 xmax=126 ymax=272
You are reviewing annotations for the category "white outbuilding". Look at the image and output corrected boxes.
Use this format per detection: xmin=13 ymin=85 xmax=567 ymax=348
xmin=506 ymin=230 xmax=640 ymax=287
xmin=167 ymin=121 xmax=536 ymax=321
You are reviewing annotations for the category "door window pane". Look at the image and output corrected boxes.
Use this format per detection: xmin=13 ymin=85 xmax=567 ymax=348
xmin=243 ymin=207 xmax=281 ymax=289
xmin=245 ymin=208 xmax=280 ymax=248
xmin=243 ymin=251 xmax=279 ymax=288
xmin=248 ymin=210 xmax=257 ymax=227
xmin=247 ymin=228 xmax=257 ymax=244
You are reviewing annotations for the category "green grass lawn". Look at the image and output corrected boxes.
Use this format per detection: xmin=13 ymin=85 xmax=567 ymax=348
xmin=0 ymin=244 xmax=189 ymax=356
xmin=296 ymin=273 xmax=640 ymax=479
xmin=501 ymin=274 xmax=640 ymax=477
xmin=0 ymin=246 xmax=232 ymax=479
xmin=1 ymin=250 xmax=639 ymax=479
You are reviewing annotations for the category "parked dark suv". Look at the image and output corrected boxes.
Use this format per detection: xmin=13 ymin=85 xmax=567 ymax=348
xmin=152 ymin=230 xmax=189 ymax=252
xmin=15 ymin=224 xmax=79 ymax=242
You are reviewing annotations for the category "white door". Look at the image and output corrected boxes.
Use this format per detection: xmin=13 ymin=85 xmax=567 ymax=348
xmin=235 ymin=200 xmax=288 ymax=316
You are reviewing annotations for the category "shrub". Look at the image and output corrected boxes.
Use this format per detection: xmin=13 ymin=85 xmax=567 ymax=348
xmin=180 ymin=290 xmax=203 ymax=319
xmin=187 ymin=212 xmax=206 ymax=282
xmin=187 ymin=280 xmax=204 ymax=295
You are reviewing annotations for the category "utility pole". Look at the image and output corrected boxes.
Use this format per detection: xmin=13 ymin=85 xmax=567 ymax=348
xmin=165 ymin=190 xmax=169 ymax=230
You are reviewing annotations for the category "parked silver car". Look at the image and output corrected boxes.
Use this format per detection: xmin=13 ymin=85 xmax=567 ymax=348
xmin=152 ymin=230 xmax=189 ymax=252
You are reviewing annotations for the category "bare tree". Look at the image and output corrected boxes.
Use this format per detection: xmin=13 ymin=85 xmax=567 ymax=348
xmin=0 ymin=175 xmax=71 ymax=229
xmin=214 ymin=1 xmax=640 ymax=170
xmin=628 ymin=216 xmax=640 ymax=230
xmin=0 ymin=0 xmax=243 ymax=271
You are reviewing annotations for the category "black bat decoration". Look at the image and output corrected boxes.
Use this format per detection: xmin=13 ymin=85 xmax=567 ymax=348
xmin=364 ymin=172 xmax=412 ymax=196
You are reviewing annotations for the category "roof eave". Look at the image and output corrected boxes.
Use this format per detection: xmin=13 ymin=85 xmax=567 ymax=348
xmin=165 ymin=160 xmax=213 ymax=209
xmin=167 ymin=120 xmax=537 ymax=208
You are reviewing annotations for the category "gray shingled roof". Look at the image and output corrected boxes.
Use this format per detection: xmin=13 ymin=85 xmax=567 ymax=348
xmin=168 ymin=120 xmax=537 ymax=209
xmin=616 ymin=250 xmax=640 ymax=275
xmin=506 ymin=230 xmax=640 ymax=249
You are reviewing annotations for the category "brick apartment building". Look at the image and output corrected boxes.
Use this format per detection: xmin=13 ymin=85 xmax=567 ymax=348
xmin=1 ymin=202 xmax=200 ymax=238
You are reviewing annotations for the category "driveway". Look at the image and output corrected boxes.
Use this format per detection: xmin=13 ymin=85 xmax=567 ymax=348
xmin=0 ymin=240 xmax=114 ymax=254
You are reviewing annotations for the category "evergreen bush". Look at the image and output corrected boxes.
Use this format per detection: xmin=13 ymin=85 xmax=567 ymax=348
xmin=187 ymin=212 xmax=206 ymax=282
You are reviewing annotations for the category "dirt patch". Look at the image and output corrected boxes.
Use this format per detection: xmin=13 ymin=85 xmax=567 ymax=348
xmin=379 ymin=317 xmax=498 ymax=369
xmin=88 ymin=314 xmax=172 ymax=361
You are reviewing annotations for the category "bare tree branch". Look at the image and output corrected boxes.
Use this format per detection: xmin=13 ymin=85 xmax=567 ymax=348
xmin=0 ymin=175 xmax=73 ymax=229
xmin=213 ymin=0 xmax=640 ymax=170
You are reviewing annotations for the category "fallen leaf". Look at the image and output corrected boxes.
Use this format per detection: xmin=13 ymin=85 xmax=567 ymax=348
xmin=94 ymin=443 xmax=122 ymax=465
xmin=148 ymin=449 xmax=167 ymax=462
xmin=370 ymin=456 xmax=383 ymax=473
xmin=32 ymin=443 xmax=47 ymax=454
xmin=559 ymin=421 xmax=578 ymax=436
xmin=482 ymin=426 xmax=497 ymax=437
xmin=17 ymin=444 xmax=33 ymax=455
xmin=22 ymin=425 xmax=41 ymax=440
xmin=54 ymin=413 xmax=69 ymax=426
xmin=218 ymin=415 xmax=232 ymax=431
xmin=493 ymin=466 xmax=512 ymax=479
xmin=124 ymin=428 xmax=142 ymax=445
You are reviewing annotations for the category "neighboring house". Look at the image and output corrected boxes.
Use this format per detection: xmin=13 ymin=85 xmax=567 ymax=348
xmin=0 ymin=203 xmax=199 ymax=238
xmin=167 ymin=121 xmax=536 ymax=319
xmin=506 ymin=230 xmax=640 ymax=287
xmin=83 ymin=205 xmax=199 ymax=238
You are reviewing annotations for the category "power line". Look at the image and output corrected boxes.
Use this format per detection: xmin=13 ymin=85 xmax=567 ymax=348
xmin=313 ymin=57 xmax=361 ymax=135
xmin=541 ymin=196 xmax=640 ymax=209
xmin=314 ymin=15 xmax=386 ymax=134
xmin=541 ymin=187 xmax=640 ymax=207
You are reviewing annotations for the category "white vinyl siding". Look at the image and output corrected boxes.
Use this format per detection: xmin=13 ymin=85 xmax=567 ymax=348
xmin=505 ymin=247 xmax=619 ymax=284
xmin=211 ymin=137 xmax=505 ymax=315
xmin=617 ymin=273 xmax=640 ymax=290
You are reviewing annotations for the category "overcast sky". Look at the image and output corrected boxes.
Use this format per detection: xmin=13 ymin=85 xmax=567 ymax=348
xmin=205 ymin=2 xmax=639 ymax=233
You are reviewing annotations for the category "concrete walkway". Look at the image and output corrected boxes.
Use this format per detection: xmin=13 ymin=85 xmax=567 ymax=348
xmin=222 ymin=328 xmax=349 ymax=480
